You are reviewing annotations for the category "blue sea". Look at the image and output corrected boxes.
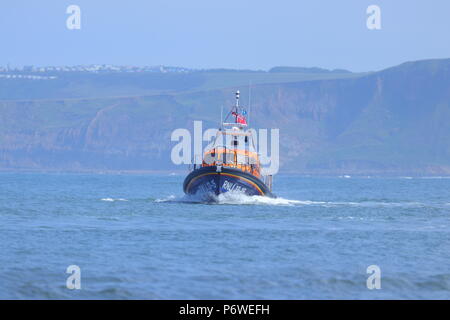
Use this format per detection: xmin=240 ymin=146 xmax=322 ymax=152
xmin=1 ymin=172 xmax=449 ymax=299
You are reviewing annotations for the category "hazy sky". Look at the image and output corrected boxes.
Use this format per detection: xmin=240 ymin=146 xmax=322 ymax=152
xmin=1 ymin=0 xmax=450 ymax=72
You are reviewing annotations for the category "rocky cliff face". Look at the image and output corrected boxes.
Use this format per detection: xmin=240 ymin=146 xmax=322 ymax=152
xmin=0 ymin=59 xmax=449 ymax=174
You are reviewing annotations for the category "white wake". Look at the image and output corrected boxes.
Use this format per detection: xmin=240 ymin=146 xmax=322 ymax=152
xmin=100 ymin=198 xmax=129 ymax=202
xmin=153 ymin=193 xmax=442 ymax=208
xmin=155 ymin=193 xmax=305 ymax=206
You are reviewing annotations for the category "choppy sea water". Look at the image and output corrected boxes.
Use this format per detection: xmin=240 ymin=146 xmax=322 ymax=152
xmin=0 ymin=172 xmax=449 ymax=299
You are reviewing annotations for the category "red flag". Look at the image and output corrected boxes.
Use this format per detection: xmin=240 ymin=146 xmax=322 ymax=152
xmin=237 ymin=115 xmax=247 ymax=125
xmin=232 ymin=112 xmax=247 ymax=125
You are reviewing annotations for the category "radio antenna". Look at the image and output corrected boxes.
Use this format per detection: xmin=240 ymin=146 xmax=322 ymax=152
xmin=247 ymin=81 xmax=252 ymax=125
xmin=220 ymin=105 xmax=223 ymax=130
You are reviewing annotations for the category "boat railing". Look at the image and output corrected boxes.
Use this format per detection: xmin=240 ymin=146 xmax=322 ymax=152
xmin=189 ymin=154 xmax=203 ymax=171
xmin=264 ymin=175 xmax=273 ymax=191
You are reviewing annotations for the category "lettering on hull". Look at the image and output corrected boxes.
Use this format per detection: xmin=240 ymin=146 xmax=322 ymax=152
xmin=196 ymin=178 xmax=217 ymax=195
xmin=222 ymin=180 xmax=247 ymax=193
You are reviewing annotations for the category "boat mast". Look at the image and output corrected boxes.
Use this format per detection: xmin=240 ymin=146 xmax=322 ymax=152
xmin=247 ymin=82 xmax=252 ymax=126
xmin=234 ymin=90 xmax=240 ymax=123
xmin=222 ymin=90 xmax=247 ymax=128
xmin=220 ymin=105 xmax=223 ymax=130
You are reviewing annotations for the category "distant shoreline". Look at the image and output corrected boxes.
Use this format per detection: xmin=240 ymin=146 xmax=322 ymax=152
xmin=1 ymin=167 xmax=449 ymax=178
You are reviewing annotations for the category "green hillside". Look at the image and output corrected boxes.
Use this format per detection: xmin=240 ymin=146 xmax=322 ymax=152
xmin=0 ymin=59 xmax=449 ymax=175
xmin=0 ymin=69 xmax=364 ymax=100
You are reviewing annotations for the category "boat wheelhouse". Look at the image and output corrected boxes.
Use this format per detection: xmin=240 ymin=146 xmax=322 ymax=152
xmin=183 ymin=91 xmax=274 ymax=199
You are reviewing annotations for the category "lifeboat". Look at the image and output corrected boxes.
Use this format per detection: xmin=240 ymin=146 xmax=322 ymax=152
xmin=183 ymin=91 xmax=275 ymax=199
